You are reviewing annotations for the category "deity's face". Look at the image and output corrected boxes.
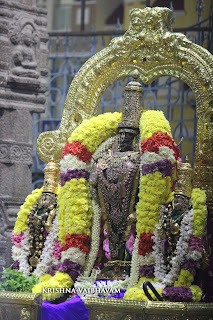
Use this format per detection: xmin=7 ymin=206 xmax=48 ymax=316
xmin=119 ymin=130 xmax=136 ymax=152
xmin=173 ymin=194 xmax=189 ymax=213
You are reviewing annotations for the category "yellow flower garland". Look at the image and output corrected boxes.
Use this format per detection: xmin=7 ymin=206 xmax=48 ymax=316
xmin=126 ymin=187 xmax=207 ymax=302
xmin=58 ymin=178 xmax=93 ymax=244
xmin=136 ymin=110 xmax=176 ymax=236
xmin=124 ymin=277 xmax=163 ymax=301
xmin=13 ymin=188 xmax=43 ymax=235
xmin=139 ymin=110 xmax=172 ymax=140
xmin=68 ymin=112 xmax=121 ymax=152
xmin=123 ymin=286 xmax=148 ymax=301
xmin=190 ymin=285 xmax=202 ymax=302
xmin=174 ymin=269 xmax=194 ymax=287
xmin=32 ymin=271 xmax=73 ymax=301
xmin=191 ymin=188 xmax=207 ymax=237
xmin=136 ymin=172 xmax=171 ymax=235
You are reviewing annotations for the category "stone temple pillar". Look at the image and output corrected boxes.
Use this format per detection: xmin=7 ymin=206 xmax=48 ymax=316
xmin=0 ymin=0 xmax=48 ymax=271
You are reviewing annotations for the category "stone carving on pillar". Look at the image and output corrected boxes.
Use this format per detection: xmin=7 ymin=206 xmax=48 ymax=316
xmin=8 ymin=15 xmax=40 ymax=88
xmin=0 ymin=0 xmax=48 ymax=271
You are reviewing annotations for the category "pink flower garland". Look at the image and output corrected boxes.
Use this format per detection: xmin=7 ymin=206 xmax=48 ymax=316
xmin=53 ymin=241 xmax=64 ymax=260
xmin=12 ymin=232 xmax=25 ymax=247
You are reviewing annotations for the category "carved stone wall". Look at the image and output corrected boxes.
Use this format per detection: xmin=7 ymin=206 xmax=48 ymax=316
xmin=0 ymin=0 xmax=48 ymax=271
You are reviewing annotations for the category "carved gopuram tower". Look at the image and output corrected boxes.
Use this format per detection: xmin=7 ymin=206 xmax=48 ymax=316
xmin=0 ymin=0 xmax=48 ymax=270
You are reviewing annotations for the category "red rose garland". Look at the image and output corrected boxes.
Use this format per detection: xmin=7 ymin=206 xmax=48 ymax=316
xmin=62 ymin=141 xmax=93 ymax=164
xmin=63 ymin=234 xmax=91 ymax=255
xmin=138 ymin=232 xmax=154 ymax=256
xmin=141 ymin=132 xmax=180 ymax=160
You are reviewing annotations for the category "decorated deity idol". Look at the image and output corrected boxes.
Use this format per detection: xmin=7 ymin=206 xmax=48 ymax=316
xmin=95 ymin=71 xmax=142 ymax=275
xmin=124 ymin=159 xmax=208 ymax=302
xmin=11 ymin=71 xmax=184 ymax=301
xmin=11 ymin=160 xmax=59 ymax=275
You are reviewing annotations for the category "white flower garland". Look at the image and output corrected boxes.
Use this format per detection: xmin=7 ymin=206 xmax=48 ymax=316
xmin=61 ymin=247 xmax=86 ymax=266
xmin=153 ymin=208 xmax=194 ymax=286
xmin=128 ymin=237 xmax=140 ymax=288
xmin=186 ymin=249 xmax=202 ymax=261
xmin=12 ymin=230 xmax=30 ymax=277
xmin=60 ymin=154 xmax=88 ymax=173
xmin=138 ymin=252 xmax=155 ymax=266
xmin=33 ymin=215 xmax=59 ymax=278
xmin=141 ymin=147 xmax=176 ymax=165
xmin=12 ymin=215 xmax=59 ymax=279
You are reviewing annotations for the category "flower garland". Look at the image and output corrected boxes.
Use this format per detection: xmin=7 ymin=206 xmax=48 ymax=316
xmin=191 ymin=188 xmax=207 ymax=237
xmin=135 ymin=111 xmax=179 ymax=241
xmin=12 ymin=213 xmax=60 ymax=278
xmin=57 ymin=178 xmax=93 ymax=244
xmin=13 ymin=188 xmax=43 ymax=235
xmin=68 ymin=113 xmax=121 ymax=152
xmin=91 ymin=137 xmax=115 ymax=162
xmin=139 ymin=110 xmax=172 ymax=140
xmin=33 ymin=215 xmax=60 ymax=279
xmin=57 ymin=109 xmax=177 ymax=296
xmin=125 ymin=188 xmax=207 ymax=302
xmin=136 ymin=172 xmax=172 ymax=235
xmin=32 ymin=271 xmax=73 ymax=301
xmin=61 ymin=247 xmax=86 ymax=266
xmin=127 ymin=237 xmax=140 ymax=287
xmin=126 ymin=110 xmax=181 ymax=300
xmin=83 ymin=196 xmax=101 ymax=277
xmin=10 ymin=112 xmax=121 ymax=301
xmin=11 ymin=184 xmax=62 ymax=277
xmin=12 ymin=230 xmax=30 ymax=277
xmin=12 ymin=109 xmax=182 ymax=302
xmin=57 ymin=112 xmax=121 ymax=249
xmin=154 ymin=208 xmax=194 ymax=286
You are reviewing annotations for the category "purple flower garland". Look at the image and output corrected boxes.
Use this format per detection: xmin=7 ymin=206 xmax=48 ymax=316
xmin=60 ymin=170 xmax=89 ymax=186
xmin=142 ymin=159 xmax=173 ymax=177
xmin=182 ymin=259 xmax=197 ymax=276
xmin=162 ymin=286 xmax=193 ymax=302
xmin=139 ymin=264 xmax=155 ymax=278
xmin=47 ymin=259 xmax=82 ymax=282
xmin=189 ymin=236 xmax=204 ymax=252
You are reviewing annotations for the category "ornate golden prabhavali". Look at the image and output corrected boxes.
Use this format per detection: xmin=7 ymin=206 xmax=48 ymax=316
xmin=29 ymin=6 xmax=213 ymax=319
xmin=36 ymin=6 xmax=213 ymax=211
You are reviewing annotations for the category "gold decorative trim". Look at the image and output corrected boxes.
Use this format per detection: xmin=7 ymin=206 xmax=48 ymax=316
xmin=0 ymin=291 xmax=40 ymax=303
xmin=0 ymin=292 xmax=42 ymax=320
xmin=85 ymin=297 xmax=213 ymax=318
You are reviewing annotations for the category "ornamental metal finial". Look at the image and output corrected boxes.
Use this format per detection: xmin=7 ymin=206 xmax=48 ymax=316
xmin=118 ymin=70 xmax=143 ymax=133
xmin=43 ymin=159 xmax=59 ymax=194
xmin=175 ymin=157 xmax=194 ymax=198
